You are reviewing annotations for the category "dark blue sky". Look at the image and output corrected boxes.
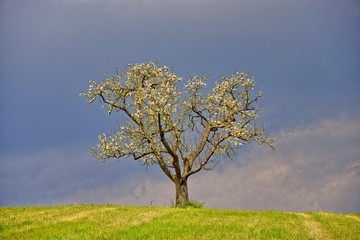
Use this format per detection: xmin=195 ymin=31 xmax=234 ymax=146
xmin=0 ymin=0 xmax=359 ymax=212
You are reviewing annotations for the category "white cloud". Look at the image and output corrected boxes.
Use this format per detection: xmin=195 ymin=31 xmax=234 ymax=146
xmin=58 ymin=179 xmax=173 ymax=207
xmin=0 ymin=143 xmax=164 ymax=206
xmin=54 ymin=112 xmax=360 ymax=213
xmin=186 ymin=112 xmax=360 ymax=212
xmin=1 ymin=112 xmax=359 ymax=212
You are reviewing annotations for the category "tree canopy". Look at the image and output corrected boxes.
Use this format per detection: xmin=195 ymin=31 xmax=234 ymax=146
xmin=81 ymin=62 xmax=273 ymax=206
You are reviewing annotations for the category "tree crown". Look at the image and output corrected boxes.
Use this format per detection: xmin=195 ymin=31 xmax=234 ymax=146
xmin=81 ymin=62 xmax=273 ymax=179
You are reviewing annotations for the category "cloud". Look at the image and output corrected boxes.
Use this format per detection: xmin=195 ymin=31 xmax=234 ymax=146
xmin=189 ymin=111 xmax=360 ymax=213
xmin=13 ymin=111 xmax=357 ymax=213
xmin=0 ymin=143 xmax=166 ymax=206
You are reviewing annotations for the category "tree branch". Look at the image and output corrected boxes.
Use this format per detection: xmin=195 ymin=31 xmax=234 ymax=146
xmin=186 ymin=133 xmax=230 ymax=177
xmin=158 ymin=113 xmax=181 ymax=178
xmin=98 ymin=93 xmax=140 ymax=126
xmin=187 ymin=125 xmax=212 ymax=169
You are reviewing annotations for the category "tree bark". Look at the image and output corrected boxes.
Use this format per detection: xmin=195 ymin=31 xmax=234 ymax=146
xmin=175 ymin=177 xmax=189 ymax=206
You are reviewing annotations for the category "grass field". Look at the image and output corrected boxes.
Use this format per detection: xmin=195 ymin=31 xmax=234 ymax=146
xmin=1 ymin=205 xmax=359 ymax=239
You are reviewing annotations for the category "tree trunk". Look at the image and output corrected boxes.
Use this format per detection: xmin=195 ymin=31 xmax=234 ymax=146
xmin=175 ymin=178 xmax=189 ymax=206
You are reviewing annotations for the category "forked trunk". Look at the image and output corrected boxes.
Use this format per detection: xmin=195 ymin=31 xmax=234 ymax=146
xmin=175 ymin=178 xmax=189 ymax=206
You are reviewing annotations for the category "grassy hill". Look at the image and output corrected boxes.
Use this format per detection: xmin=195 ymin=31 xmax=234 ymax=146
xmin=1 ymin=205 xmax=359 ymax=239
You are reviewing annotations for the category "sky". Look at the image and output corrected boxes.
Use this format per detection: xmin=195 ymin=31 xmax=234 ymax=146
xmin=0 ymin=0 xmax=359 ymax=213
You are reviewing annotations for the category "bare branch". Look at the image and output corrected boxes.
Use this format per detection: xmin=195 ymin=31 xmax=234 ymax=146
xmin=98 ymin=93 xmax=140 ymax=126
xmin=186 ymin=133 xmax=230 ymax=177
xmin=158 ymin=113 xmax=181 ymax=178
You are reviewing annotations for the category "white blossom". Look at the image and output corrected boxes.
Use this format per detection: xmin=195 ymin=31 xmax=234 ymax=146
xmin=81 ymin=61 xmax=273 ymax=176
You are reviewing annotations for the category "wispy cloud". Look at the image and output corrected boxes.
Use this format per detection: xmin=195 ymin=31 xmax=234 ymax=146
xmin=7 ymin=111 xmax=355 ymax=212
xmin=190 ymin=111 xmax=360 ymax=212
xmin=0 ymin=143 xmax=162 ymax=206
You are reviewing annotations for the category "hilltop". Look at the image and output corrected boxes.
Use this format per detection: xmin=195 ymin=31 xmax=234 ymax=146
xmin=1 ymin=205 xmax=359 ymax=239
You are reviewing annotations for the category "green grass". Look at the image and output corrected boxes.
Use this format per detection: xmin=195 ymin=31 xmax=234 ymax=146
xmin=1 ymin=205 xmax=359 ymax=239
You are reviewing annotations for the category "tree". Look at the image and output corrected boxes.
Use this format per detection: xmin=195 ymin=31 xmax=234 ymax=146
xmin=80 ymin=62 xmax=273 ymax=206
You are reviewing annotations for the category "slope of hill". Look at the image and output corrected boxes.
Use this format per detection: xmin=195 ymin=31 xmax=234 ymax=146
xmin=1 ymin=205 xmax=359 ymax=239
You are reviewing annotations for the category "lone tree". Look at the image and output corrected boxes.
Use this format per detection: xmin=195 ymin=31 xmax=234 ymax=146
xmin=81 ymin=62 xmax=273 ymax=206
